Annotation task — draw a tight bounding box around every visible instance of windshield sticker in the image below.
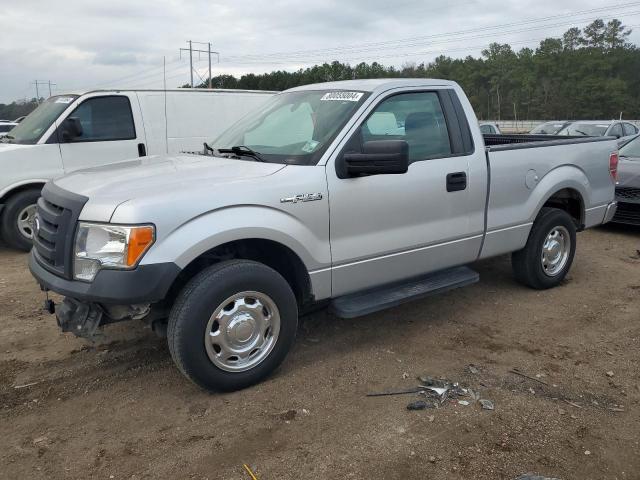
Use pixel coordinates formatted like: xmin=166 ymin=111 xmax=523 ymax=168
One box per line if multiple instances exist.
xmin=301 ymin=140 xmax=320 ymax=153
xmin=321 ymin=91 xmax=363 ymax=102
xmin=54 ymin=97 xmax=75 ymax=104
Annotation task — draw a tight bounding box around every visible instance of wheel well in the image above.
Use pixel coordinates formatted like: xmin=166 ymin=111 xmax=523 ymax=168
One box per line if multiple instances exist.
xmin=0 ymin=183 xmax=45 ymax=205
xmin=166 ymin=239 xmax=314 ymax=309
xmin=542 ymin=188 xmax=584 ymax=229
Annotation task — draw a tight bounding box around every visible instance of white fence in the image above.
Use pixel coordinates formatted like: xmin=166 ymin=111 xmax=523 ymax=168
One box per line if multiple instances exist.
xmin=483 ymin=120 xmax=640 ymax=134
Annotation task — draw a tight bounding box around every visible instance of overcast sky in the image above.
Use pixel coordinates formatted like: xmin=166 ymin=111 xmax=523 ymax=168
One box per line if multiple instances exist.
xmin=1 ymin=0 xmax=639 ymax=103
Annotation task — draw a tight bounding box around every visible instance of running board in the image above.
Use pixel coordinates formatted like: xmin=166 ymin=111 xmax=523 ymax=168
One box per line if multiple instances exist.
xmin=330 ymin=266 xmax=479 ymax=319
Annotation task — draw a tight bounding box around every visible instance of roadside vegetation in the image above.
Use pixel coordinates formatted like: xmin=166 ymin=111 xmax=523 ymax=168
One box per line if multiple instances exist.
xmin=198 ymin=19 xmax=640 ymax=120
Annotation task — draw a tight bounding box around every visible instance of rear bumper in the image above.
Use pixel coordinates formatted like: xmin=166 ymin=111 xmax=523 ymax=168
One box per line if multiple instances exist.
xmin=29 ymin=250 xmax=181 ymax=304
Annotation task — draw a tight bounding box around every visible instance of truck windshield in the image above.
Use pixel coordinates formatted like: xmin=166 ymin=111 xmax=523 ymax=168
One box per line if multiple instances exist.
xmin=1 ymin=95 xmax=78 ymax=144
xmin=211 ymin=90 xmax=369 ymax=165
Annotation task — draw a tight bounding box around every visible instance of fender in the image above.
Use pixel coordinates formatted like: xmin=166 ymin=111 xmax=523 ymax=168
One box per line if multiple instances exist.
xmin=528 ymin=165 xmax=589 ymax=224
xmin=0 ymin=179 xmax=49 ymax=201
xmin=139 ymin=204 xmax=332 ymax=298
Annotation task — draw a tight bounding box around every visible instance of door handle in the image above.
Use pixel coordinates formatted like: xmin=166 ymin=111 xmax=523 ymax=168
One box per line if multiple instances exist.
xmin=446 ymin=172 xmax=467 ymax=192
xmin=137 ymin=143 xmax=147 ymax=157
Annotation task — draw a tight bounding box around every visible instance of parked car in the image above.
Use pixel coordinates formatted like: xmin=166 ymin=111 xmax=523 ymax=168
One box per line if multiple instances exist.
xmin=557 ymin=120 xmax=638 ymax=145
xmin=0 ymin=88 xmax=275 ymax=250
xmin=612 ymin=134 xmax=640 ymax=225
xmin=479 ymin=122 xmax=502 ymax=134
xmin=0 ymin=121 xmax=17 ymax=137
xmin=29 ymin=79 xmax=618 ymax=391
xmin=529 ymin=121 xmax=571 ymax=135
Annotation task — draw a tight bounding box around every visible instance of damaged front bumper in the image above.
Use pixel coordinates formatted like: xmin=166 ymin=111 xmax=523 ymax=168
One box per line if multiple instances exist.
xmin=29 ymin=250 xmax=179 ymax=339
xmin=55 ymin=298 xmax=151 ymax=339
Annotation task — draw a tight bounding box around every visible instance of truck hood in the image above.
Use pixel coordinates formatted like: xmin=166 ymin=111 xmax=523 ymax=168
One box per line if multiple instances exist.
xmin=53 ymin=154 xmax=286 ymax=221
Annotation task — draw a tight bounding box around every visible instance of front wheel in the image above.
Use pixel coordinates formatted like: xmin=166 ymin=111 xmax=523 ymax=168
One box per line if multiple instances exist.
xmin=167 ymin=260 xmax=298 ymax=391
xmin=512 ymin=207 xmax=577 ymax=289
xmin=1 ymin=188 xmax=41 ymax=251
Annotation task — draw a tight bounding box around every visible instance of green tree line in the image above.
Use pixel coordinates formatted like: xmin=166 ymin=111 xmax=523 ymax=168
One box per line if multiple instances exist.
xmin=0 ymin=98 xmax=40 ymax=122
xmin=195 ymin=19 xmax=640 ymax=120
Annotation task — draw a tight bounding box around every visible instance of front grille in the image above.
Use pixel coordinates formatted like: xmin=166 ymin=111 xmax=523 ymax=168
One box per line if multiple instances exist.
xmin=616 ymin=186 xmax=640 ymax=201
xmin=33 ymin=183 xmax=88 ymax=279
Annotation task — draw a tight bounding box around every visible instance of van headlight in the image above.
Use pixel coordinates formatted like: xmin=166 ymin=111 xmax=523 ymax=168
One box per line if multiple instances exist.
xmin=73 ymin=223 xmax=155 ymax=281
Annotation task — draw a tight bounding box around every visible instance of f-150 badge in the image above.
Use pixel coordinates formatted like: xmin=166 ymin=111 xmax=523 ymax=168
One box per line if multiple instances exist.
xmin=280 ymin=193 xmax=323 ymax=204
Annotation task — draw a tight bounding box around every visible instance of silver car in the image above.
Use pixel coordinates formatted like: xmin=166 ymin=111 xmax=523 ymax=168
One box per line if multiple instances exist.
xmin=557 ymin=120 xmax=638 ymax=145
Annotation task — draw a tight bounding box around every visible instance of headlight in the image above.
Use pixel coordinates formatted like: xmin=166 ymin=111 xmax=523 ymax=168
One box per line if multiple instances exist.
xmin=74 ymin=223 xmax=155 ymax=281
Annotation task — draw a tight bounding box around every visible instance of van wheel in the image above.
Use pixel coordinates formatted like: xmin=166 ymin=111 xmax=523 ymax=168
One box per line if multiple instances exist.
xmin=167 ymin=260 xmax=298 ymax=392
xmin=512 ymin=207 xmax=576 ymax=289
xmin=1 ymin=188 xmax=41 ymax=251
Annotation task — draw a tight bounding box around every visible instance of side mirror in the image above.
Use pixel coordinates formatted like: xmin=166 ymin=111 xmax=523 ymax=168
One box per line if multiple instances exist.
xmin=61 ymin=117 xmax=83 ymax=142
xmin=339 ymin=140 xmax=409 ymax=178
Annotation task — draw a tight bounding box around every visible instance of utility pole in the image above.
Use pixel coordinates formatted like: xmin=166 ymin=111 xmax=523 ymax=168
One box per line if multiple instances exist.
xmin=32 ymin=80 xmax=56 ymax=102
xmin=179 ymin=41 xmax=219 ymax=88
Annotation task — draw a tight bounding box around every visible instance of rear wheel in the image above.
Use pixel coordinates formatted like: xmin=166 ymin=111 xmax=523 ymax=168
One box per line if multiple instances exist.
xmin=512 ymin=207 xmax=577 ymax=289
xmin=167 ymin=260 xmax=298 ymax=391
xmin=1 ymin=188 xmax=41 ymax=251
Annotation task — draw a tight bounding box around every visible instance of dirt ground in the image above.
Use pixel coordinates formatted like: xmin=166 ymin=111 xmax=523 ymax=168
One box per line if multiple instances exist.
xmin=1 ymin=225 xmax=639 ymax=480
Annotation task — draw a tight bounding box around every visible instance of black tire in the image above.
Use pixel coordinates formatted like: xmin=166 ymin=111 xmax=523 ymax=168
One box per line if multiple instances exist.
xmin=1 ymin=188 xmax=41 ymax=251
xmin=167 ymin=260 xmax=298 ymax=392
xmin=512 ymin=207 xmax=577 ymax=289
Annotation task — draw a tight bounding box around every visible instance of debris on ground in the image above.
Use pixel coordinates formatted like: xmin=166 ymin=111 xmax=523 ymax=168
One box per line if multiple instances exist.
xmin=370 ymin=372 xmax=495 ymax=413
xmin=479 ymin=399 xmax=494 ymax=410
xmin=466 ymin=364 xmax=479 ymax=374
xmin=509 ymin=368 xmax=550 ymax=386
xmin=407 ymin=400 xmax=430 ymax=410
xmin=605 ymin=371 xmax=615 ymax=377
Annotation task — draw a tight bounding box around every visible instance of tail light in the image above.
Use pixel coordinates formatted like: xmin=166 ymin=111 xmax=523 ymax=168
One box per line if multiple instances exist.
xmin=609 ymin=152 xmax=619 ymax=182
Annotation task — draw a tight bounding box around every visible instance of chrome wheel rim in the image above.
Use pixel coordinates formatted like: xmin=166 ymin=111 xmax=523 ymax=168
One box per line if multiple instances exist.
xmin=204 ymin=291 xmax=280 ymax=372
xmin=17 ymin=204 xmax=37 ymax=240
xmin=541 ymin=225 xmax=570 ymax=276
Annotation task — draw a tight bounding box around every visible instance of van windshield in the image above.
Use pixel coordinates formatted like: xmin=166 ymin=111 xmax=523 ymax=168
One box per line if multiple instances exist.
xmin=211 ymin=90 xmax=369 ymax=165
xmin=1 ymin=95 xmax=78 ymax=144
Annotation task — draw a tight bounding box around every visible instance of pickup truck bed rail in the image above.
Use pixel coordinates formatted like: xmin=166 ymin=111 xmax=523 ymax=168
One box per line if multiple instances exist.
xmin=484 ymin=134 xmax=615 ymax=151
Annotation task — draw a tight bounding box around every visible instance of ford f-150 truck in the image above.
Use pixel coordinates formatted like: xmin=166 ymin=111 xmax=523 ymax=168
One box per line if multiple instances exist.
xmin=29 ymin=79 xmax=618 ymax=392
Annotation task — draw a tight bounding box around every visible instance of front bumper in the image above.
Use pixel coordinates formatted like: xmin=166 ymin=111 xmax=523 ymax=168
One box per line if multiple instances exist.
xmin=29 ymin=249 xmax=181 ymax=304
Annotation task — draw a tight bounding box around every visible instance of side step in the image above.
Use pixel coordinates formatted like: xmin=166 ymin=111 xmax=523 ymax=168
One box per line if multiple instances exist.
xmin=330 ymin=266 xmax=479 ymax=319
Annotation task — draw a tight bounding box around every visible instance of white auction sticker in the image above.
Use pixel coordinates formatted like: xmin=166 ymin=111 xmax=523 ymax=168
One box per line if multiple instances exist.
xmin=320 ymin=91 xmax=363 ymax=102
xmin=55 ymin=97 xmax=74 ymax=104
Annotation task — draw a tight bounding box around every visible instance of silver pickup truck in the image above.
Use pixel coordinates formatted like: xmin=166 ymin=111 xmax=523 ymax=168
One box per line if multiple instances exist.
xmin=29 ymin=79 xmax=618 ymax=391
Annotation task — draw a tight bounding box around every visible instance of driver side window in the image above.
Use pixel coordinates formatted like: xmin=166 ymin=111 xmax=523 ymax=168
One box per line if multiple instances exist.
xmin=349 ymin=91 xmax=452 ymax=162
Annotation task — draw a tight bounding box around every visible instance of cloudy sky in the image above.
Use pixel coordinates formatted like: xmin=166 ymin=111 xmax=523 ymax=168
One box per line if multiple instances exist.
xmin=1 ymin=0 xmax=639 ymax=103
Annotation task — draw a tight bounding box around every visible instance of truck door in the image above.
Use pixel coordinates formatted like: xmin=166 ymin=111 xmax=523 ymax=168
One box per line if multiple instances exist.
xmin=326 ymin=88 xmax=487 ymax=296
xmin=55 ymin=94 xmax=147 ymax=172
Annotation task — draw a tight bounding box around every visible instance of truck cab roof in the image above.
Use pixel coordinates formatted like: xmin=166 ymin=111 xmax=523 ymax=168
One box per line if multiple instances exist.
xmin=288 ymin=78 xmax=459 ymax=94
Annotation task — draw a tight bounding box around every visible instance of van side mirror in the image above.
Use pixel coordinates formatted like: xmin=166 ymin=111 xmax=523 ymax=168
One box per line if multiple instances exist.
xmin=339 ymin=140 xmax=409 ymax=178
xmin=61 ymin=117 xmax=83 ymax=142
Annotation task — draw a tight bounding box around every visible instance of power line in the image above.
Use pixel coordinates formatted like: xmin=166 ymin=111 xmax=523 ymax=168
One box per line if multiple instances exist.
xmin=220 ymin=3 xmax=640 ymax=63
xmin=222 ymin=11 xmax=640 ymax=66
xmin=31 ymin=80 xmax=56 ymax=101
xmin=179 ymin=41 xmax=219 ymax=88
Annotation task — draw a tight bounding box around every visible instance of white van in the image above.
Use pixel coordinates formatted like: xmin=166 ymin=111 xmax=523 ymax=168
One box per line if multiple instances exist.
xmin=0 ymin=89 xmax=275 ymax=250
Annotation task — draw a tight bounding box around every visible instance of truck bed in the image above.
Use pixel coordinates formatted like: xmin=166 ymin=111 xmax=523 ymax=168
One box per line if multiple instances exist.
xmin=483 ymin=134 xmax=614 ymax=150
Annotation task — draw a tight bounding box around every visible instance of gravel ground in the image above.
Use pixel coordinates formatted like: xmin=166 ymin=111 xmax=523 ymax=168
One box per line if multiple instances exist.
xmin=1 ymin=225 xmax=639 ymax=480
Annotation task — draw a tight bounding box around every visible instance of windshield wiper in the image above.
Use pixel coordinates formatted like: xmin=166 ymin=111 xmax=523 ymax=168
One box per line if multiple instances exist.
xmin=217 ymin=145 xmax=266 ymax=162
xmin=573 ymin=130 xmax=588 ymax=136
